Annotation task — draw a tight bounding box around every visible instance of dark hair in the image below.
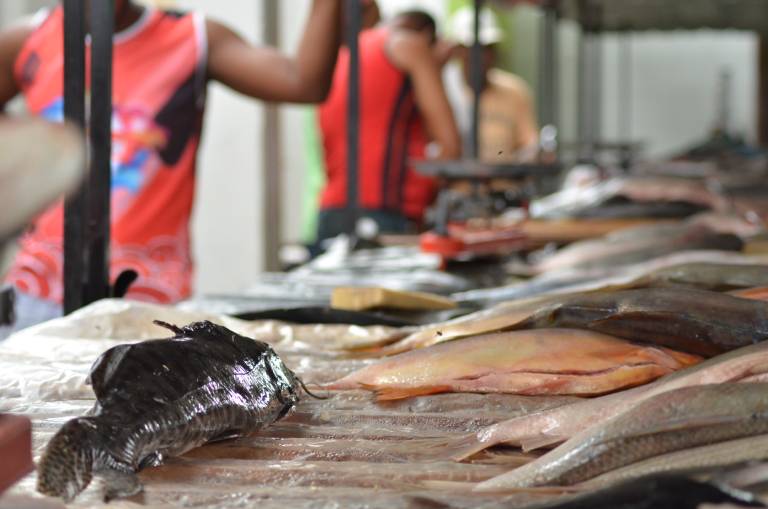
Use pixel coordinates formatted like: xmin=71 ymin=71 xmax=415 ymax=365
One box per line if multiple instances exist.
xmin=393 ymin=10 xmax=437 ymax=37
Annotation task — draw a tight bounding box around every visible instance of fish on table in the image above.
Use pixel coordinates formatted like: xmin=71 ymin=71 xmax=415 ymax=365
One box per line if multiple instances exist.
xmin=533 ymin=222 xmax=743 ymax=274
xmin=455 ymin=254 xmax=768 ymax=307
xmin=437 ymin=340 xmax=768 ymax=462
xmin=514 ymin=287 xmax=768 ymax=357
xmin=581 ymin=434 xmax=768 ymax=489
xmin=36 ymin=321 xmax=314 ymax=502
xmin=474 ymin=383 xmax=768 ymax=490
xmin=520 ymin=475 xmax=765 ymax=509
xmin=391 ymin=286 xmax=768 ymax=360
xmin=369 ymin=294 xmax=565 ymax=356
xmin=323 ymin=329 xmax=700 ymax=401
xmin=530 ymin=177 xmax=728 ymax=220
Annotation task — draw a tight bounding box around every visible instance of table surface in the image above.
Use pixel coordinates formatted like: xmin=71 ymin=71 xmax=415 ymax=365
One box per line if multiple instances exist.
xmin=0 ymin=304 xmax=579 ymax=509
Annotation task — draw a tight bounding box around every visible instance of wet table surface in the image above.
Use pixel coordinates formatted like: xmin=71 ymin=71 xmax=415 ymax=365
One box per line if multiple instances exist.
xmin=0 ymin=323 xmax=582 ymax=509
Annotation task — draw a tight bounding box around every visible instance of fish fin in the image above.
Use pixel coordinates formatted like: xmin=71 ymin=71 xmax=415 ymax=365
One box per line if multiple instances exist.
xmin=520 ymin=434 xmax=568 ymax=452
xmin=152 ymin=320 xmax=184 ymax=337
xmin=98 ymin=468 xmax=143 ymax=503
xmin=37 ymin=417 xmax=99 ymax=502
xmin=438 ymin=432 xmax=496 ymax=462
xmin=367 ymin=384 xmax=450 ymax=402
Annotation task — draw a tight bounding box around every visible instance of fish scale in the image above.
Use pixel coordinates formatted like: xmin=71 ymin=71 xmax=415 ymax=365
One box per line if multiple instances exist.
xmin=36 ymin=321 xmax=306 ymax=502
xmin=475 ymin=383 xmax=768 ymax=490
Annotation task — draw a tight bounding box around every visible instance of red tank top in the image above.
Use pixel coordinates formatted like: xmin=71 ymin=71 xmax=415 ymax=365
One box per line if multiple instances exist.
xmin=318 ymin=27 xmax=436 ymax=221
xmin=6 ymin=7 xmax=207 ymax=304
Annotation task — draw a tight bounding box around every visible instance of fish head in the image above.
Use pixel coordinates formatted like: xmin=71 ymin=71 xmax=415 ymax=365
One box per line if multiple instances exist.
xmin=265 ymin=350 xmax=302 ymax=407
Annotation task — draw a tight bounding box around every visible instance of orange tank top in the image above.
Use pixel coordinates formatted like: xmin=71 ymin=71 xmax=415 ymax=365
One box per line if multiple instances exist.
xmin=6 ymin=7 xmax=207 ymax=304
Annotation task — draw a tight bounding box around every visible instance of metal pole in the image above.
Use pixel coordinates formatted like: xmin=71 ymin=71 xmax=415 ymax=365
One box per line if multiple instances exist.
xmin=538 ymin=0 xmax=559 ymax=128
xmin=577 ymin=1 xmax=600 ymax=164
xmin=62 ymin=0 xmax=87 ymax=314
xmin=619 ymin=33 xmax=633 ymax=169
xmin=83 ymin=0 xmax=114 ymax=305
xmin=591 ymin=26 xmax=603 ymax=159
xmin=576 ymin=27 xmax=591 ymax=162
xmin=470 ymin=0 xmax=485 ymax=160
xmin=263 ymin=1 xmax=281 ymax=271
xmin=345 ymin=0 xmax=361 ymax=235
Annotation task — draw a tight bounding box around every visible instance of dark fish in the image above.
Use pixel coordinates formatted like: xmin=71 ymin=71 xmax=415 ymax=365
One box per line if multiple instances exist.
xmin=519 ymin=475 xmax=765 ymax=509
xmin=515 ymin=287 xmax=768 ymax=356
xmin=572 ymin=199 xmax=710 ymax=219
xmin=36 ymin=321 xmax=313 ymax=502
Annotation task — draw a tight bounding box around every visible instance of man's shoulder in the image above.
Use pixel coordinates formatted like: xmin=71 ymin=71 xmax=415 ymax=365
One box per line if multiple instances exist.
xmin=488 ymin=68 xmax=532 ymax=96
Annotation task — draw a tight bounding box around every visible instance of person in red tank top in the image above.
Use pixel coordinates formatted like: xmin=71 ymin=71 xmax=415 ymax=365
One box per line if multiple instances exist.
xmin=0 ymin=0 xmax=343 ymax=335
xmin=317 ymin=7 xmax=461 ymax=244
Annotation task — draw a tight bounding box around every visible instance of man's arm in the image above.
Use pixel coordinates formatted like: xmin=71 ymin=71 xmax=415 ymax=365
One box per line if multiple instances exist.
xmin=207 ymin=0 xmax=341 ymax=104
xmin=388 ymin=33 xmax=462 ymax=160
xmin=0 ymin=24 xmax=33 ymax=111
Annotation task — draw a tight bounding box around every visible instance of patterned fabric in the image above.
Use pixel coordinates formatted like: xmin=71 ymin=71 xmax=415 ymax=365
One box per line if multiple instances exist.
xmin=6 ymin=6 xmax=207 ymax=304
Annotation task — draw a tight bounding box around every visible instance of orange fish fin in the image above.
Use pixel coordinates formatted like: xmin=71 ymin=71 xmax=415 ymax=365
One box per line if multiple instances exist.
xmin=367 ymin=385 xmax=450 ymax=401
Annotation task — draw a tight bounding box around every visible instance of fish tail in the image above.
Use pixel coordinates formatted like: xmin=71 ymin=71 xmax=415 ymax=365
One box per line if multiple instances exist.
xmin=412 ymin=431 xmax=492 ymax=462
xmin=37 ymin=417 xmax=100 ymax=502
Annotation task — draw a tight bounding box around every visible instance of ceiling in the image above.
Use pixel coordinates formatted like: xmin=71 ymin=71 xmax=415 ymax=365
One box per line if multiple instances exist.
xmin=490 ymin=0 xmax=768 ymax=33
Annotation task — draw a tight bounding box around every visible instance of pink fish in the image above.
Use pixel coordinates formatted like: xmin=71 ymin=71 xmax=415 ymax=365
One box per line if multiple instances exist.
xmin=436 ymin=340 xmax=768 ymax=462
xmin=324 ymin=329 xmax=700 ymax=401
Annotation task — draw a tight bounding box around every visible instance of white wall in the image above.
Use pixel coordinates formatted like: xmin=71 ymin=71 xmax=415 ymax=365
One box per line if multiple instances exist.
xmin=599 ymin=31 xmax=758 ymax=159
xmin=145 ymin=0 xmax=264 ymax=295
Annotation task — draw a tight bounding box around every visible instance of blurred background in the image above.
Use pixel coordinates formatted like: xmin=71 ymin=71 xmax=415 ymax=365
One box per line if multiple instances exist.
xmin=0 ymin=0 xmax=759 ymax=295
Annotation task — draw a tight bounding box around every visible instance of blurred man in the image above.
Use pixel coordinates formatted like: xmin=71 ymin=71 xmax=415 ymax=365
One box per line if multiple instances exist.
xmin=316 ymin=7 xmax=462 ymax=243
xmin=0 ymin=0 xmax=343 ymax=332
xmin=449 ymin=6 xmax=539 ymax=162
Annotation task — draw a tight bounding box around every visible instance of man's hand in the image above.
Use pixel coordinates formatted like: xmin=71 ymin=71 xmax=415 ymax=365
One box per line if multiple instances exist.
xmin=207 ymin=0 xmax=342 ymax=104
xmin=432 ymin=39 xmax=459 ymax=69
xmin=388 ymin=32 xmax=461 ymax=160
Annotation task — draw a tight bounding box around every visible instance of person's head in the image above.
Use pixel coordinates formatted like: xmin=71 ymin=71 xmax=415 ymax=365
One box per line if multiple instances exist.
xmin=391 ymin=10 xmax=438 ymax=45
xmin=362 ymin=0 xmax=381 ymax=29
xmin=448 ymin=7 xmax=504 ymax=85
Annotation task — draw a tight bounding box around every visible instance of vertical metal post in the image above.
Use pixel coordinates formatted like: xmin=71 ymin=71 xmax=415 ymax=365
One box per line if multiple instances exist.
xmin=591 ymin=27 xmax=603 ymax=157
xmin=83 ymin=0 xmax=114 ymax=304
xmin=576 ymin=26 xmax=590 ymax=162
xmin=62 ymin=0 xmax=87 ymax=314
xmin=470 ymin=0 xmax=485 ymax=160
xmin=618 ymin=33 xmax=633 ymax=169
xmin=345 ymin=0 xmax=361 ymax=234
xmin=263 ymin=2 xmax=281 ymax=270
xmin=577 ymin=0 xmax=601 ymax=164
xmin=538 ymin=0 xmax=559 ymax=128
xmin=759 ymin=35 xmax=768 ymax=147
